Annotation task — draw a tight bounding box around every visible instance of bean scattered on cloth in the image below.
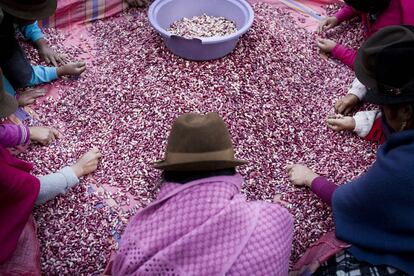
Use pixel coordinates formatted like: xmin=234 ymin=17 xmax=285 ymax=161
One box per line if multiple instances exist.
xmin=19 ymin=3 xmax=375 ymax=274
xmin=168 ymin=14 xmax=237 ymax=38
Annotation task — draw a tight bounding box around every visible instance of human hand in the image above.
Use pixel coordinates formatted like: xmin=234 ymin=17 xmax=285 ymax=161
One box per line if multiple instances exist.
xmin=70 ymin=148 xmax=102 ymax=178
xmin=286 ymin=164 xmax=319 ymax=187
xmin=326 ymin=114 xmax=356 ymax=132
xmin=317 ymin=38 xmax=337 ymax=53
xmin=125 ymin=0 xmax=149 ymax=7
xmin=317 ymin=16 xmax=338 ymax=32
xmin=17 ymin=89 xmax=46 ymax=106
xmin=334 ymin=94 xmax=359 ymax=115
xmin=38 ymin=45 xmax=67 ymax=67
xmin=29 ymin=126 xmax=60 ymax=145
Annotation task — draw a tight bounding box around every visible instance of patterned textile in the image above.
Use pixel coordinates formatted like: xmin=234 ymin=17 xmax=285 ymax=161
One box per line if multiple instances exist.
xmin=314 ymin=250 xmax=408 ymax=276
xmin=0 ymin=216 xmax=41 ymax=276
xmin=112 ymin=174 xmax=293 ymax=275
xmin=38 ymin=0 xmax=127 ymax=28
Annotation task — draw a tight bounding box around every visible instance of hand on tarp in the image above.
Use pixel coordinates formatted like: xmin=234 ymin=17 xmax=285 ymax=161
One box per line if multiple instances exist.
xmin=317 ymin=38 xmax=337 ymax=53
xmin=326 ymin=114 xmax=356 ymax=132
xmin=286 ymin=164 xmax=319 ymax=188
xmin=317 ymin=16 xmax=338 ymax=33
xmin=70 ymin=148 xmax=102 ymax=178
xmin=36 ymin=39 xmax=68 ymax=67
xmin=29 ymin=126 xmax=60 ymax=146
xmin=334 ymin=94 xmax=359 ymax=115
xmin=17 ymin=89 xmax=46 ymax=107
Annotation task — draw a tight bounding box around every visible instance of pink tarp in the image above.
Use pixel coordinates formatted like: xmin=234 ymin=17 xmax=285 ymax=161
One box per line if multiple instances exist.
xmin=31 ymin=0 xmax=342 ymax=212
xmin=41 ymin=0 xmax=340 ymax=30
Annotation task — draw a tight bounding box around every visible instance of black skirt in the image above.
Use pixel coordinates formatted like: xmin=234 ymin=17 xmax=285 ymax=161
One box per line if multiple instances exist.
xmin=314 ymin=250 xmax=408 ymax=276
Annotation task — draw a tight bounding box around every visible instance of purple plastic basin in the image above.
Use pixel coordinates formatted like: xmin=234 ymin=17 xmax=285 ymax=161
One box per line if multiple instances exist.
xmin=148 ymin=0 xmax=254 ymax=61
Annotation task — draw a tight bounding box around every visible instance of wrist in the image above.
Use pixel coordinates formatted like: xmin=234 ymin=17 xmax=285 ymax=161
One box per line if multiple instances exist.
xmin=70 ymin=164 xmax=83 ymax=178
xmin=28 ymin=126 xmax=36 ymax=140
xmin=306 ymin=173 xmax=319 ymax=187
xmin=35 ymin=38 xmax=48 ymax=50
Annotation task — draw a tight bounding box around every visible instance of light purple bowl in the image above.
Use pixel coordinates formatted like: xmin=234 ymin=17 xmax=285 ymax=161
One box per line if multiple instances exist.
xmin=148 ymin=0 xmax=254 ymax=61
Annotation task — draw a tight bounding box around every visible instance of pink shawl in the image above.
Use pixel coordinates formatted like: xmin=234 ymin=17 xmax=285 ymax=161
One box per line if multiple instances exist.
xmin=112 ymin=174 xmax=293 ymax=275
xmin=0 ymin=146 xmax=40 ymax=263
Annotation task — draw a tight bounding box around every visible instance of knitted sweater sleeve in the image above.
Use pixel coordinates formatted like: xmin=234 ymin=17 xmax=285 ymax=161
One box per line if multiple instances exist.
xmin=311 ymin=176 xmax=339 ymax=207
xmin=331 ymin=44 xmax=357 ymax=69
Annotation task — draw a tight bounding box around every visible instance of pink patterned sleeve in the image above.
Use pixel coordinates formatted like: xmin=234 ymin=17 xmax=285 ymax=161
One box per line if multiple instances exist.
xmin=311 ymin=176 xmax=339 ymax=207
xmin=334 ymin=5 xmax=359 ymax=23
xmin=331 ymin=44 xmax=358 ymax=69
xmin=0 ymin=124 xmax=30 ymax=148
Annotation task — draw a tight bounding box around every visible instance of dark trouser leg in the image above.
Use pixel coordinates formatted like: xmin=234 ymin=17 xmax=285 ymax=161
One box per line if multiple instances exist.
xmin=0 ymin=38 xmax=32 ymax=89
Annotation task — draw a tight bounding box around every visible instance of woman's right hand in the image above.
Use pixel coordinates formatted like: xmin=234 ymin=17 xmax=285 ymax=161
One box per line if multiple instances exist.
xmin=286 ymin=164 xmax=319 ymax=187
xmin=29 ymin=126 xmax=60 ymax=145
xmin=326 ymin=115 xmax=356 ymax=132
xmin=317 ymin=16 xmax=338 ymax=32
xmin=71 ymin=148 xmax=102 ymax=178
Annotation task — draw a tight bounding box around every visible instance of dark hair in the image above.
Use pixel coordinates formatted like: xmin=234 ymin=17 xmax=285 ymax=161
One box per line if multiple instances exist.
xmin=344 ymin=0 xmax=390 ymax=13
xmin=162 ymin=168 xmax=236 ymax=184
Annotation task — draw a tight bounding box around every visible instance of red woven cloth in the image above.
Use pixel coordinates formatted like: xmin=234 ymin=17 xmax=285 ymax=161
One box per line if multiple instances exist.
xmin=0 ymin=146 xmax=40 ymax=263
xmin=0 ymin=216 xmax=41 ymax=276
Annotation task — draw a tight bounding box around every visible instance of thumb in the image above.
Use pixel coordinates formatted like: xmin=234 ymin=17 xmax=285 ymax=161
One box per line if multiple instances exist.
xmin=52 ymin=128 xmax=60 ymax=138
xmin=285 ymin=164 xmax=294 ymax=171
xmin=326 ymin=118 xmax=340 ymax=126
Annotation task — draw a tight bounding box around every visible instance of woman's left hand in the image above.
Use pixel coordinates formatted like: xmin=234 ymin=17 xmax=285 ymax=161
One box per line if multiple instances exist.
xmin=38 ymin=44 xmax=67 ymax=67
xmin=317 ymin=38 xmax=337 ymax=53
xmin=286 ymin=164 xmax=319 ymax=187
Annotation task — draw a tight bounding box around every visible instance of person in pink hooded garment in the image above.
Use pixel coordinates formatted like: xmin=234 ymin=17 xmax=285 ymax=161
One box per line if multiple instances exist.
xmin=317 ymin=0 xmax=414 ymax=69
xmin=0 ymin=68 xmax=102 ymax=274
xmin=108 ymin=112 xmax=294 ymax=276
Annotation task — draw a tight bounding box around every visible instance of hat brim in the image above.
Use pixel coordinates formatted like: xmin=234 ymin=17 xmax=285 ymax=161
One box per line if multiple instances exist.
xmin=354 ymin=47 xmax=377 ymax=89
xmin=153 ymin=159 xmax=248 ymax=171
xmin=0 ymin=0 xmax=57 ymax=20
xmin=0 ymin=92 xmax=18 ymax=118
xmin=364 ymin=86 xmax=414 ymax=105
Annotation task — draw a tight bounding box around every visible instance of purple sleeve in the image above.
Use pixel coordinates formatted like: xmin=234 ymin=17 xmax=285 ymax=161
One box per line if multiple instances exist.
xmin=0 ymin=124 xmax=30 ymax=148
xmin=311 ymin=176 xmax=339 ymax=207
xmin=331 ymin=44 xmax=358 ymax=69
xmin=334 ymin=5 xmax=359 ymax=23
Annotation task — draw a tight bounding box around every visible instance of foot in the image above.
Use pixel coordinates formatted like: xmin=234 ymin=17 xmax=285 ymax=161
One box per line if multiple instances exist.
xmin=70 ymin=148 xmax=102 ymax=178
xmin=17 ymin=89 xmax=46 ymax=106
xmin=57 ymin=62 xmax=86 ymax=77
xmin=327 ymin=114 xmax=356 ymax=132
xmin=29 ymin=126 xmax=60 ymax=145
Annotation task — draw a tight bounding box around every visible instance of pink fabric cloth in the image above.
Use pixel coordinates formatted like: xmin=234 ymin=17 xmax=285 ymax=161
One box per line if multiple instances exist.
xmin=112 ymin=174 xmax=293 ymax=275
xmin=332 ymin=0 xmax=414 ymax=68
xmin=0 ymin=124 xmax=30 ymax=148
xmin=334 ymin=5 xmax=358 ymax=23
xmin=290 ymin=231 xmax=350 ymax=276
xmin=0 ymin=215 xmax=41 ymax=275
xmin=0 ymin=146 xmax=40 ymax=263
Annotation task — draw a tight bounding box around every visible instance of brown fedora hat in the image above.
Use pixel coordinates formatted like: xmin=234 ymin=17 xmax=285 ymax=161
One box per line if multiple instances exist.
xmin=0 ymin=0 xmax=57 ymax=21
xmin=154 ymin=112 xmax=247 ymax=171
